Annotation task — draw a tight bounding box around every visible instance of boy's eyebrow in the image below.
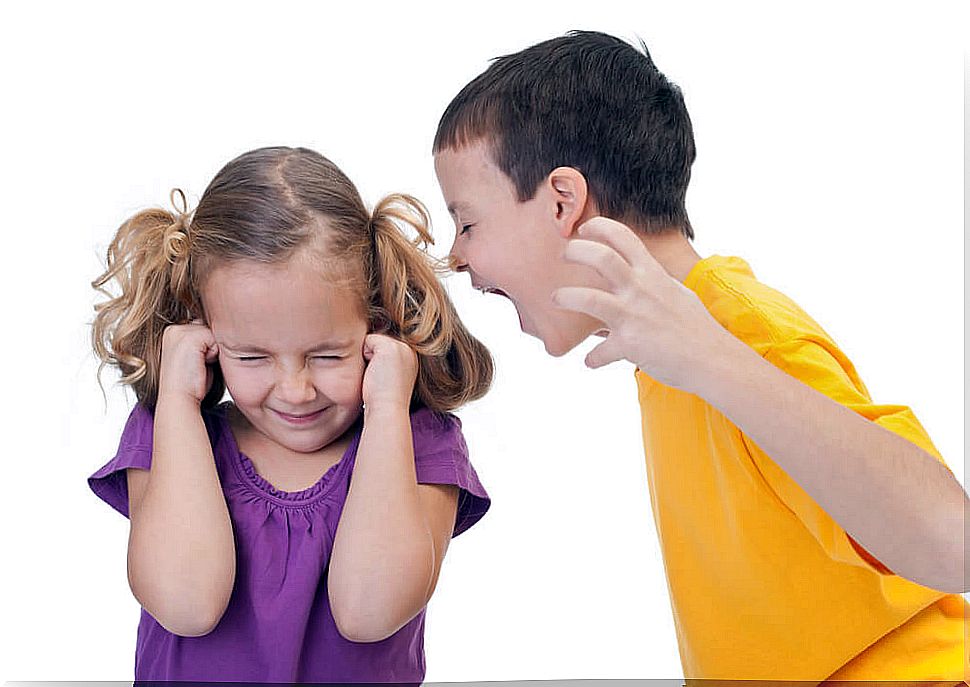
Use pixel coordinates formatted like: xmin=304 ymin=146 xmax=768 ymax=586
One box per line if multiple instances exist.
xmin=447 ymin=201 xmax=472 ymax=216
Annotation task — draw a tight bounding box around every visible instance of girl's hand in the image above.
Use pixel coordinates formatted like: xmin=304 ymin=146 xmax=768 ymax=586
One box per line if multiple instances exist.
xmin=157 ymin=320 xmax=220 ymax=404
xmin=361 ymin=333 xmax=418 ymax=413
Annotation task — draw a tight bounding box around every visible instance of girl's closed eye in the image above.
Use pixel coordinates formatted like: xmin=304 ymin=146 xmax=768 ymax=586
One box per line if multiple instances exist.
xmin=234 ymin=354 xmax=343 ymax=362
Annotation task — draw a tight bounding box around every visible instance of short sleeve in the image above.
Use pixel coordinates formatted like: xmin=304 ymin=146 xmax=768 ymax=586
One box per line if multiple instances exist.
xmin=410 ymin=407 xmax=490 ymax=537
xmin=88 ymin=404 xmax=155 ymax=518
xmin=746 ymin=336 xmax=947 ymax=574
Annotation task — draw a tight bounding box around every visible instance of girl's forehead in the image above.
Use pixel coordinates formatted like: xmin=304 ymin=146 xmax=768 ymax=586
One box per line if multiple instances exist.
xmin=202 ymin=257 xmax=368 ymax=342
xmin=203 ymin=251 xmax=361 ymax=296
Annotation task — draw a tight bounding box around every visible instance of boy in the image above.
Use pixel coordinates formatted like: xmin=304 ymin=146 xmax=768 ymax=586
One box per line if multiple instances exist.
xmin=432 ymin=31 xmax=968 ymax=679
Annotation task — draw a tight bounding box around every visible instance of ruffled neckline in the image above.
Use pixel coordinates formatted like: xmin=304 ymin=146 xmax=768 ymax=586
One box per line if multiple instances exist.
xmin=215 ymin=402 xmax=362 ymax=508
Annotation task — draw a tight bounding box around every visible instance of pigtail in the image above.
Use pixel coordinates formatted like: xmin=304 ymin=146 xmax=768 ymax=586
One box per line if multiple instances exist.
xmin=91 ymin=189 xmax=222 ymax=409
xmin=368 ymin=194 xmax=493 ymax=413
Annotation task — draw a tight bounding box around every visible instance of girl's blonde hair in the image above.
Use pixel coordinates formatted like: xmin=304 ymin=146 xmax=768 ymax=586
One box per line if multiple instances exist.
xmin=92 ymin=146 xmax=493 ymax=413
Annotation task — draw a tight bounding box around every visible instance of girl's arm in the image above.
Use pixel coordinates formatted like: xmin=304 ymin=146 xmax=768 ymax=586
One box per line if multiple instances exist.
xmin=329 ymin=404 xmax=459 ymax=642
xmin=328 ymin=333 xmax=459 ymax=643
xmin=127 ymin=324 xmax=236 ymax=636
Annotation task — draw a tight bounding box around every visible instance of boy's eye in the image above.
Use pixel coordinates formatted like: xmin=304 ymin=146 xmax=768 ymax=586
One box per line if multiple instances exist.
xmin=238 ymin=356 xmax=266 ymax=362
xmin=312 ymin=355 xmax=342 ymax=360
xmin=460 ymin=223 xmax=474 ymax=236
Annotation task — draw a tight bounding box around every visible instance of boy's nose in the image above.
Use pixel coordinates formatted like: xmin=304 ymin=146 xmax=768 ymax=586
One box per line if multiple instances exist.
xmin=447 ymin=240 xmax=468 ymax=273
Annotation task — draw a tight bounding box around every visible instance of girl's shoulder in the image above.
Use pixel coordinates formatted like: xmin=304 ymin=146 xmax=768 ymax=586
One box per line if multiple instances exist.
xmin=406 ymin=405 xmax=488 ymax=538
xmin=118 ymin=400 xmax=232 ymax=448
xmin=408 ymin=405 xmax=467 ymax=459
xmin=88 ymin=401 xmax=235 ymax=518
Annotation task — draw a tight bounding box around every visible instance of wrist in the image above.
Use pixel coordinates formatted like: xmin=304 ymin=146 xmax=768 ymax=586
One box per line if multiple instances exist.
xmin=363 ymin=400 xmax=411 ymax=421
xmin=156 ymin=389 xmax=204 ymax=413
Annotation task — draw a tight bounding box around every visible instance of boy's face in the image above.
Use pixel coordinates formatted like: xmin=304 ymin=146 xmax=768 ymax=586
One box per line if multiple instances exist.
xmin=434 ymin=139 xmax=602 ymax=356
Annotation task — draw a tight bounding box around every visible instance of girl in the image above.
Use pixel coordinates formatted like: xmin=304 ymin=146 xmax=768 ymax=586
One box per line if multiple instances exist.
xmin=88 ymin=146 xmax=493 ymax=683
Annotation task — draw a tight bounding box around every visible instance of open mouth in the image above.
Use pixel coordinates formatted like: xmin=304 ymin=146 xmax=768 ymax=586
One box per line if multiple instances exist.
xmin=476 ymin=285 xmax=511 ymax=300
xmin=475 ymin=285 xmax=528 ymax=331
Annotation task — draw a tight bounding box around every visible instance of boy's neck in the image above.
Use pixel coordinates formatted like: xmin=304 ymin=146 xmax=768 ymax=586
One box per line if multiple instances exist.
xmin=638 ymin=229 xmax=703 ymax=284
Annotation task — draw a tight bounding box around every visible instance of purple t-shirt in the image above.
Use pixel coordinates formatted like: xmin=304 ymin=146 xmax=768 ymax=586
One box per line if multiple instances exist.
xmin=88 ymin=401 xmax=489 ymax=683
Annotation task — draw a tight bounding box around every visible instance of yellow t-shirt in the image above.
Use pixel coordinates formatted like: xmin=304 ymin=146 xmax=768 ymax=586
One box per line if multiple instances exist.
xmin=636 ymin=255 xmax=967 ymax=680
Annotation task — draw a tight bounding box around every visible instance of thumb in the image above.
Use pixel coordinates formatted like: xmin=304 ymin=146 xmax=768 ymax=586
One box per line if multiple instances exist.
xmin=204 ymin=341 xmax=220 ymax=364
xmin=362 ymin=335 xmax=377 ymax=361
xmin=584 ymin=336 xmax=626 ymax=369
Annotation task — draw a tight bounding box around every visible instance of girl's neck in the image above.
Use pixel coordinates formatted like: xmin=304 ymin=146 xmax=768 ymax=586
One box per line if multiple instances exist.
xmin=226 ymin=403 xmax=355 ymax=493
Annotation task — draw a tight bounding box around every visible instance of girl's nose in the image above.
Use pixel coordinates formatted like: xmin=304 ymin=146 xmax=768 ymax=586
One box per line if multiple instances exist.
xmin=276 ymin=367 xmax=316 ymax=406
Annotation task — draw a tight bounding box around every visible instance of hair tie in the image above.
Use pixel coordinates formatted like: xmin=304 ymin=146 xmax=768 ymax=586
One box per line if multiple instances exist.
xmin=170 ymin=188 xmax=188 ymax=215
xmin=369 ymin=207 xmax=383 ymax=239
xmin=164 ymin=188 xmax=192 ymax=264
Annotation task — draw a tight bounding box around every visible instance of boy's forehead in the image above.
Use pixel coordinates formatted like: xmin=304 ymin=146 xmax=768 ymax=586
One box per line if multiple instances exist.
xmin=446 ymin=199 xmax=474 ymax=216
xmin=436 ymin=138 xmax=495 ymax=172
xmin=435 ymin=140 xmax=510 ymax=211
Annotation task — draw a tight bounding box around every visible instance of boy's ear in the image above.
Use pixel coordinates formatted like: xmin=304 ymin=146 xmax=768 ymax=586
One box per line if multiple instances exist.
xmin=546 ymin=167 xmax=590 ymax=238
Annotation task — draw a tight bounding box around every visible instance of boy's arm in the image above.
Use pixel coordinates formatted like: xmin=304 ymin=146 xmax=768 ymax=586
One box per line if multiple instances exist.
xmin=697 ymin=335 xmax=966 ymax=592
xmin=555 ymin=217 xmax=968 ymax=593
xmin=328 ymin=403 xmax=459 ymax=643
xmin=127 ymin=394 xmax=237 ymax=636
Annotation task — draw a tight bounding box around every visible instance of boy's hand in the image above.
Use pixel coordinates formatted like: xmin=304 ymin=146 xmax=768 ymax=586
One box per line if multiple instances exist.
xmin=361 ymin=333 xmax=418 ymax=413
xmin=157 ymin=320 xmax=220 ymax=404
xmin=553 ymin=217 xmax=732 ymax=393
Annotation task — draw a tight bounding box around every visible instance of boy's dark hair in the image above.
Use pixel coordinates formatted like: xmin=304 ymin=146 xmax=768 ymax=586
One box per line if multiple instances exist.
xmin=433 ymin=30 xmax=696 ymax=239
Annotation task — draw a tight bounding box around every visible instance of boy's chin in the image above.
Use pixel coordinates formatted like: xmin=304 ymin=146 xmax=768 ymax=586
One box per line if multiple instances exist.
xmin=539 ymin=322 xmax=601 ymax=358
xmin=542 ymin=338 xmax=572 ymax=357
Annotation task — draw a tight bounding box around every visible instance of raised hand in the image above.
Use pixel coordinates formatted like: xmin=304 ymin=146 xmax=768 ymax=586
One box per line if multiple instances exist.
xmin=361 ymin=333 xmax=419 ymax=413
xmin=552 ymin=216 xmax=732 ymax=393
xmin=157 ymin=320 xmax=220 ymax=404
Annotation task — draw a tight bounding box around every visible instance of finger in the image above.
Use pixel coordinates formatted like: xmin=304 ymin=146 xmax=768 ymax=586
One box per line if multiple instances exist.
xmin=562 ymin=239 xmax=631 ymax=289
xmin=552 ymin=286 xmax=626 ymax=325
xmin=204 ymin=342 xmax=220 ymax=363
xmin=362 ymin=336 xmax=377 ymax=360
xmin=584 ymin=336 xmax=627 ymax=369
xmin=577 ymin=217 xmax=664 ymax=275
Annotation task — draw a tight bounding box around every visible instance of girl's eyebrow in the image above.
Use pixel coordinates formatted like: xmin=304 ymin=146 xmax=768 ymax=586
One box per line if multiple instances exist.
xmin=220 ymin=339 xmax=355 ymax=353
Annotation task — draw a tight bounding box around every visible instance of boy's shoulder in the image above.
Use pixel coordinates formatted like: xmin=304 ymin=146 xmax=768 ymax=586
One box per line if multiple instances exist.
xmin=684 ymin=255 xmax=835 ymax=354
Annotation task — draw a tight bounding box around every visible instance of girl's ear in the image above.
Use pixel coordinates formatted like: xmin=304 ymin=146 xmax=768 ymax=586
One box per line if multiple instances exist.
xmin=546 ymin=167 xmax=591 ymax=238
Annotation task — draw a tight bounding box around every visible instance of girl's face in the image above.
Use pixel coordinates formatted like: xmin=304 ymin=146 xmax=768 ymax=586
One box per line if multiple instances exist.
xmin=202 ymin=252 xmax=368 ymax=455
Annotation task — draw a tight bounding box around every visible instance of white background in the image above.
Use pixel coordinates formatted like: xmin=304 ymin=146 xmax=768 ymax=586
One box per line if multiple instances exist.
xmin=0 ymin=1 xmax=965 ymax=681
